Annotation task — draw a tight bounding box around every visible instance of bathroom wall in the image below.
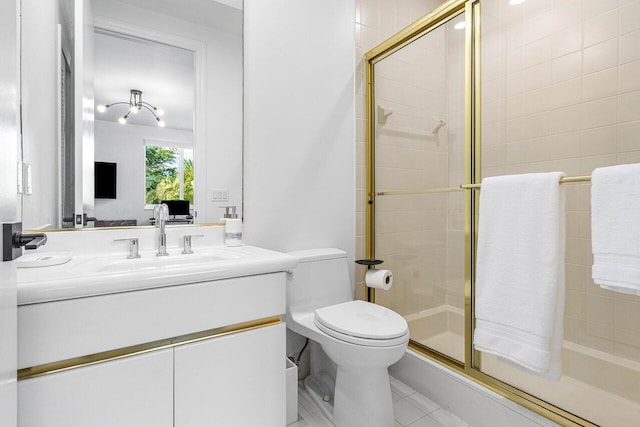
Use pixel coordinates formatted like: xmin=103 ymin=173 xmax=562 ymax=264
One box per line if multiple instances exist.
xmin=244 ymin=0 xmax=355 ymax=364
xmin=21 ymin=0 xmax=72 ymax=229
xmin=93 ymin=120 xmax=194 ymax=225
xmin=243 ymin=0 xmax=356 ymax=263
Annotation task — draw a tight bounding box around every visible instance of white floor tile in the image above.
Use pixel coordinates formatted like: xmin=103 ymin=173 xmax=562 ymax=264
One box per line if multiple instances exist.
xmin=289 ymin=376 xmax=471 ymax=427
xmin=428 ymin=408 xmax=470 ymax=427
xmin=298 ymin=386 xmax=322 ymax=415
xmin=392 ymin=389 xmax=405 ymax=402
xmin=288 ymin=418 xmax=311 ymax=427
xmin=408 ymin=415 xmax=445 ymax=427
xmin=391 ymin=375 xmax=417 ymax=397
xmin=393 ymin=398 xmax=427 ymax=426
xmin=405 ymin=392 xmax=440 ymax=415
xmin=304 ymin=410 xmax=335 ymax=427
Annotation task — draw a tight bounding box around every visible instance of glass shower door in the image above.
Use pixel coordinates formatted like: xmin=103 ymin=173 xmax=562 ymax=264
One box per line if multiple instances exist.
xmin=370 ymin=11 xmax=467 ymax=363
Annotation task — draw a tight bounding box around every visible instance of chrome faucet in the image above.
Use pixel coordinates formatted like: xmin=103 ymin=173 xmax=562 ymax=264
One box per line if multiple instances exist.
xmin=154 ymin=203 xmax=169 ymax=256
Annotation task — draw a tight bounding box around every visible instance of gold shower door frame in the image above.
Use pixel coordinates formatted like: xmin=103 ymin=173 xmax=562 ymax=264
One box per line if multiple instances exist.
xmin=364 ymin=1 xmax=595 ymax=426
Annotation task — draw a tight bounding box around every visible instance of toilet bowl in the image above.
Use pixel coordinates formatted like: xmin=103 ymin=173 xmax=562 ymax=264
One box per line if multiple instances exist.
xmin=285 ymin=249 xmax=409 ymax=427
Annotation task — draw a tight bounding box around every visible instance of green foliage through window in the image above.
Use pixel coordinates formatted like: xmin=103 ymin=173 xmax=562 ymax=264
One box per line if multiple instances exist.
xmin=145 ymin=145 xmax=194 ymax=205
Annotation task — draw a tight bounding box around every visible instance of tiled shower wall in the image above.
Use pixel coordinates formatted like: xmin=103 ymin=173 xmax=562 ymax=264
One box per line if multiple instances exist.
xmin=356 ymin=0 xmax=467 ymax=322
xmin=481 ymin=0 xmax=640 ymax=362
xmin=357 ymin=0 xmax=640 ymax=362
xmin=373 ymin=25 xmax=450 ymax=316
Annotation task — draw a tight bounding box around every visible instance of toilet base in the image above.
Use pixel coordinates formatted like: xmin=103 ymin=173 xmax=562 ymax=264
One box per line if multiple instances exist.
xmin=333 ymin=366 xmax=394 ymax=427
xmin=304 ymin=366 xmax=394 ymax=427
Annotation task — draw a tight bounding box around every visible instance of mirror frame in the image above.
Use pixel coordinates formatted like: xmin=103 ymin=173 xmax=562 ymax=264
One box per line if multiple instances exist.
xmin=30 ymin=15 xmax=209 ymax=232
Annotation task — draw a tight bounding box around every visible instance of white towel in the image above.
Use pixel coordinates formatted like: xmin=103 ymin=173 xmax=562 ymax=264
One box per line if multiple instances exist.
xmin=473 ymin=172 xmax=566 ymax=380
xmin=591 ymin=163 xmax=640 ymax=295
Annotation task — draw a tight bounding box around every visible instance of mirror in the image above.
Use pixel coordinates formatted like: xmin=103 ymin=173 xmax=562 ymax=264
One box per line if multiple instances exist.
xmin=21 ymin=0 xmax=243 ymax=230
xmin=93 ymin=30 xmax=195 ymax=227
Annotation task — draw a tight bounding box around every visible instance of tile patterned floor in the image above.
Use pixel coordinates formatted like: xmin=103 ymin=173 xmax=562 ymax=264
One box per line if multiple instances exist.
xmin=288 ymin=376 xmax=471 ymax=427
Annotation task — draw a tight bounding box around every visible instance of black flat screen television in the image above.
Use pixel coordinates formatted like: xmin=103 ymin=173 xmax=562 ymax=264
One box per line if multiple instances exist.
xmin=161 ymin=200 xmax=190 ymax=216
xmin=94 ymin=162 xmax=117 ymax=199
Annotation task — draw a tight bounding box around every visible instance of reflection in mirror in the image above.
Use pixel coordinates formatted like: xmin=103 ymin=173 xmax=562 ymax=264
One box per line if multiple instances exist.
xmin=21 ymin=0 xmax=244 ymax=231
xmin=93 ymin=30 xmax=195 ymax=227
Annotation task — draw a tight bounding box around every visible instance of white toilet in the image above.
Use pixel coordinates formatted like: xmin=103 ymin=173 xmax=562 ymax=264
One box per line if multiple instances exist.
xmin=285 ymin=248 xmax=409 ymax=427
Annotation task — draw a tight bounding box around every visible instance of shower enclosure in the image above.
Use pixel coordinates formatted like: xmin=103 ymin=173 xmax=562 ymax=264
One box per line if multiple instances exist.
xmin=365 ymin=1 xmax=640 ymax=425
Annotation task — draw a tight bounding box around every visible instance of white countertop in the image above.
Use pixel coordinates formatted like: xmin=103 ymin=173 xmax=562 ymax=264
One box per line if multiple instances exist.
xmin=18 ymin=245 xmax=297 ymax=305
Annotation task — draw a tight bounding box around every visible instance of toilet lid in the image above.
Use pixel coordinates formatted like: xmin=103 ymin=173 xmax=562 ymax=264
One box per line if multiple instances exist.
xmin=314 ymin=300 xmax=408 ymax=340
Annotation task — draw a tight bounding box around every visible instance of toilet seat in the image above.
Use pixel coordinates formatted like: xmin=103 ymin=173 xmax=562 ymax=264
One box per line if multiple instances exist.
xmin=314 ymin=300 xmax=409 ymax=347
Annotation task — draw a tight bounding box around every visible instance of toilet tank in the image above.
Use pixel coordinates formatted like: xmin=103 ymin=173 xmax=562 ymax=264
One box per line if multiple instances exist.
xmin=287 ymin=248 xmax=353 ymax=313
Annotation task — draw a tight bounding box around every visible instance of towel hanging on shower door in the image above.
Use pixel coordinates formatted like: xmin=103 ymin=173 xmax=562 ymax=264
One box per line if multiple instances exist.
xmin=473 ymin=172 xmax=566 ymax=380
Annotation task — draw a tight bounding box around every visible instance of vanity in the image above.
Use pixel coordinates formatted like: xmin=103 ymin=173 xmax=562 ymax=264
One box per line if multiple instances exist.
xmin=16 ymin=225 xmax=297 ymax=427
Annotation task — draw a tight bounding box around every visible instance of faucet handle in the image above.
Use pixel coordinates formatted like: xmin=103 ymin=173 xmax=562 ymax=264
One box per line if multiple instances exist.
xmin=114 ymin=238 xmax=141 ymax=259
xmin=182 ymin=234 xmax=204 ymax=254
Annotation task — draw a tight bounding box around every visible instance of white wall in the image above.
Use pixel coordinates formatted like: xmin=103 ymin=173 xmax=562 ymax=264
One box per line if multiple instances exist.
xmin=94 ymin=120 xmax=194 ymax=225
xmin=21 ymin=0 xmax=72 ymax=229
xmin=244 ymin=0 xmax=356 ymax=270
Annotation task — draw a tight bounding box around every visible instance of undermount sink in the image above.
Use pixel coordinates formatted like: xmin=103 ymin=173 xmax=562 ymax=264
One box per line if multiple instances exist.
xmin=78 ymin=247 xmax=253 ymax=274
xmin=17 ymin=244 xmax=298 ymax=305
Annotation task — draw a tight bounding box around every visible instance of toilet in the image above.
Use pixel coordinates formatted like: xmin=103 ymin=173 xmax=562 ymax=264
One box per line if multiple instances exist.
xmin=285 ymin=248 xmax=409 ymax=427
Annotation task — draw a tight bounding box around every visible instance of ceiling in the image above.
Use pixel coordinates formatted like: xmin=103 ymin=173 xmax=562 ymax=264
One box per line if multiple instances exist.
xmin=93 ymin=0 xmax=243 ymax=131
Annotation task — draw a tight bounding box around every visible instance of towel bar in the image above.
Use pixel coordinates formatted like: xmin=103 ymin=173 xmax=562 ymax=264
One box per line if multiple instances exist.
xmin=376 ymin=176 xmax=592 ymax=197
xmin=459 ymin=175 xmax=592 ymax=190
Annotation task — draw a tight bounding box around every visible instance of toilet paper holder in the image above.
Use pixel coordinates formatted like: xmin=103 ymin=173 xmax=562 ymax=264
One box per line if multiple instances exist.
xmin=355 ymin=258 xmax=383 ymax=270
xmin=356 ymin=259 xmax=389 ymax=299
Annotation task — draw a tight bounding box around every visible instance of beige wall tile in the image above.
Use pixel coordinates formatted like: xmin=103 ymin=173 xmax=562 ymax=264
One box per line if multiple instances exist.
xmin=620 ymin=1 xmax=640 ymax=34
xmin=620 ymin=60 xmax=640 ymax=93
xmin=583 ymin=9 xmax=618 ymax=48
xmin=583 ymin=39 xmax=618 ymax=74
xmin=619 ymin=29 xmax=640 ymax=64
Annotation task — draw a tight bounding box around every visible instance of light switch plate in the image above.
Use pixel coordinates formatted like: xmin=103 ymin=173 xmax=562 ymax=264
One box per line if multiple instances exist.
xmin=24 ymin=163 xmax=32 ymax=195
xmin=16 ymin=161 xmax=23 ymax=194
xmin=211 ymin=189 xmax=229 ymax=202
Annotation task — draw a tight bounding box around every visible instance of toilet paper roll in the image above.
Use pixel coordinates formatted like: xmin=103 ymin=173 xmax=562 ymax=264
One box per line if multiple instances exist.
xmin=365 ymin=269 xmax=393 ymax=290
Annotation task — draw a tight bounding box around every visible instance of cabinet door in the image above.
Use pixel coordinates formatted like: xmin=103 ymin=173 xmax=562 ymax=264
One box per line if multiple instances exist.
xmin=18 ymin=348 xmax=173 ymax=427
xmin=175 ymin=323 xmax=286 ymax=427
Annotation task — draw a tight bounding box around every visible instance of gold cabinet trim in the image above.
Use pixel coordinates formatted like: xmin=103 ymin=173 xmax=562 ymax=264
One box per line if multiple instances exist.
xmin=18 ymin=316 xmax=282 ymax=380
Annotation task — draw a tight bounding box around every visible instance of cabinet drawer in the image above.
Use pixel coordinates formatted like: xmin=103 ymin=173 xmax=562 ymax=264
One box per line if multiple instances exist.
xmin=19 ymin=348 xmax=173 ymax=427
xmin=19 ymin=272 xmax=285 ymax=369
xmin=175 ymin=323 xmax=286 ymax=427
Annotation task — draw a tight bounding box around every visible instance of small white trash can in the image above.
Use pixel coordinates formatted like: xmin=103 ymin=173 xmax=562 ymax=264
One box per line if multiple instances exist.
xmin=286 ymin=358 xmax=298 ymax=424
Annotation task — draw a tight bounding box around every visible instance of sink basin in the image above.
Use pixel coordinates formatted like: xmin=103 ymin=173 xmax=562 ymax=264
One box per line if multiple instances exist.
xmin=94 ymin=249 xmax=250 ymax=273
xmin=18 ymin=245 xmax=298 ymax=305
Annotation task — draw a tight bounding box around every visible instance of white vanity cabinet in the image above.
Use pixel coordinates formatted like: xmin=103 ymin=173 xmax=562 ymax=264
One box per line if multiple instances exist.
xmin=18 ymin=348 xmax=174 ymax=427
xmin=18 ymin=324 xmax=285 ymax=427
xmin=18 ymin=257 xmax=294 ymax=427
xmin=175 ymin=323 xmax=285 ymax=426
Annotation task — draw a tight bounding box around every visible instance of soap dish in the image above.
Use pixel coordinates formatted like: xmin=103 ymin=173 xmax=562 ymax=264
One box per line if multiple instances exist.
xmin=17 ymin=252 xmax=72 ymax=268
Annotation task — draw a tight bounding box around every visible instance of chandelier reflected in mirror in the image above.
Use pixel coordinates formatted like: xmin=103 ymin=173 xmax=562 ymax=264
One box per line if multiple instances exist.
xmin=97 ymin=89 xmax=166 ymax=127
